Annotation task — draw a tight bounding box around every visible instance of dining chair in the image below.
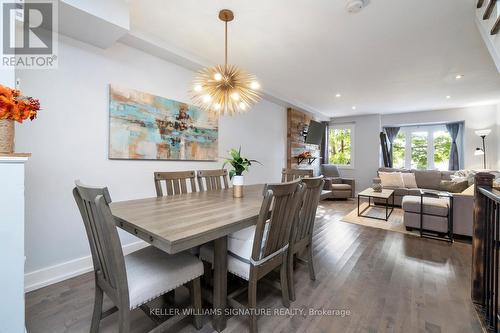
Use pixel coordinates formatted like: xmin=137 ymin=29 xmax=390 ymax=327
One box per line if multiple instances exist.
xmin=73 ymin=181 xmax=204 ymax=333
xmin=154 ymin=170 xmax=197 ymax=197
xmin=199 ymin=179 xmax=305 ymax=333
xmin=287 ymin=176 xmax=324 ymax=302
xmin=197 ymin=169 xmax=229 ymax=191
xmin=281 ymin=168 xmax=313 ymax=182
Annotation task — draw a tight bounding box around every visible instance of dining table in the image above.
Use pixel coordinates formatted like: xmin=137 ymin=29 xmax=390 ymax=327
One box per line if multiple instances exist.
xmin=110 ymin=184 xmax=266 ymax=332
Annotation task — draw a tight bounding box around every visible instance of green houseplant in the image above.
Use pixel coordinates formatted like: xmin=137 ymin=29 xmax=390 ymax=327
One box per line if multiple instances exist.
xmin=222 ymin=147 xmax=261 ymax=197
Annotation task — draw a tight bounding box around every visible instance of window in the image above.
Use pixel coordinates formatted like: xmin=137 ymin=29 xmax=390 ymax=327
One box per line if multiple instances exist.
xmin=392 ymin=131 xmax=406 ymax=169
xmin=411 ymin=131 xmax=428 ymax=170
xmin=328 ymin=124 xmax=354 ymax=167
xmin=387 ymin=124 xmax=459 ymax=171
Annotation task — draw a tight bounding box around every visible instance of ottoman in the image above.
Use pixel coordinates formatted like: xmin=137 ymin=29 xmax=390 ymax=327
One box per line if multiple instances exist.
xmin=402 ymin=195 xmax=450 ymax=234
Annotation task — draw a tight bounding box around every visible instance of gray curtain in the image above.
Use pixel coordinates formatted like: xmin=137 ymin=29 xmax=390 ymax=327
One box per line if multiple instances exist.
xmin=446 ymin=122 xmax=460 ymax=171
xmin=384 ymin=127 xmax=400 ymax=168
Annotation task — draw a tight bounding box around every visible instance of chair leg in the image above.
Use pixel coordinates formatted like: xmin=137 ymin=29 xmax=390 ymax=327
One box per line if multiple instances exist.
xmin=287 ymin=251 xmax=296 ymax=302
xmin=190 ymin=277 xmax=203 ymax=330
xmin=90 ymin=283 xmax=104 ymax=333
xmin=248 ymin=279 xmax=258 ymax=333
xmin=118 ymin=307 xmax=131 ymax=333
xmin=202 ymin=261 xmax=212 ymax=287
xmin=280 ymin=260 xmax=290 ymax=308
xmin=307 ymin=245 xmax=316 ymax=281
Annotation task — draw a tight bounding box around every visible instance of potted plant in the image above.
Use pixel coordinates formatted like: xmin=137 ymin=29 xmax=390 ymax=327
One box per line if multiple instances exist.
xmin=222 ymin=147 xmax=261 ymax=197
xmin=0 ymin=84 xmax=40 ymax=153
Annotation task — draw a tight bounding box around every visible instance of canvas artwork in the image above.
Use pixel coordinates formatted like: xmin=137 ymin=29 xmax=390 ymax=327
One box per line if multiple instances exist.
xmin=109 ymin=85 xmax=219 ymax=160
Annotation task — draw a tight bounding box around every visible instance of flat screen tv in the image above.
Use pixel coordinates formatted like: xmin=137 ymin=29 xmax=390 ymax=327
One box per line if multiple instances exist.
xmin=305 ymin=120 xmax=325 ymax=145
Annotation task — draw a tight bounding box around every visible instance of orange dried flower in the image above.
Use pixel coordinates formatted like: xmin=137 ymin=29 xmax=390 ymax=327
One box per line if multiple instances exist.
xmin=0 ymin=84 xmax=40 ymax=123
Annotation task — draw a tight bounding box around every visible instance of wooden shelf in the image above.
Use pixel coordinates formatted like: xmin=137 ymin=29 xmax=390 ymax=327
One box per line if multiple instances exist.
xmin=295 ymin=156 xmax=317 ymax=165
xmin=0 ymin=153 xmax=31 ymax=157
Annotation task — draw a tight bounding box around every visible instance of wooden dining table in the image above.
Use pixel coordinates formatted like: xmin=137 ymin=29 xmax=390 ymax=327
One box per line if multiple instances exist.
xmin=110 ymin=184 xmax=265 ymax=332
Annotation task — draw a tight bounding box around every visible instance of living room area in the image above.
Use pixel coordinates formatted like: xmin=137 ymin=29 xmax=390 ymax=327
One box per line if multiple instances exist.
xmin=2 ymin=1 xmax=500 ymax=333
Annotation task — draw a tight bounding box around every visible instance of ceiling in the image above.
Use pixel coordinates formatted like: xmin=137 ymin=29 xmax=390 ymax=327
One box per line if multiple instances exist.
xmin=128 ymin=0 xmax=500 ymax=117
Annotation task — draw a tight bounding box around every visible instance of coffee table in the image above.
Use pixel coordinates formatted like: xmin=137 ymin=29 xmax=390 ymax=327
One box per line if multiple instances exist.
xmin=357 ymin=188 xmax=395 ymax=221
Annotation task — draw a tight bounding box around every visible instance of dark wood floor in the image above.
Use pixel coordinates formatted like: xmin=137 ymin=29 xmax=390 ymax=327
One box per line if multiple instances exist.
xmin=26 ymin=200 xmax=482 ymax=333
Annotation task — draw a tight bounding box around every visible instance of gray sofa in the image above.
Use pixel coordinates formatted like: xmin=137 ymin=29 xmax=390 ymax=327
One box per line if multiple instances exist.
xmin=320 ymin=164 xmax=355 ymax=199
xmin=373 ymin=167 xmax=475 ymax=237
xmin=373 ymin=167 xmax=459 ymax=206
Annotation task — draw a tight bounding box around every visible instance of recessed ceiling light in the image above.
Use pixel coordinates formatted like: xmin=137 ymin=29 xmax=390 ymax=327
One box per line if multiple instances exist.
xmin=455 ymin=74 xmax=464 ymax=80
xmin=335 ymin=93 xmax=341 ymax=98
xmin=352 ymin=106 xmax=356 ymax=110
xmin=446 ymin=95 xmax=451 ymax=99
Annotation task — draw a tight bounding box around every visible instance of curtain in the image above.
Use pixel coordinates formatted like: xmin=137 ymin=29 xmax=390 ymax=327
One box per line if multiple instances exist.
xmin=320 ymin=121 xmax=329 ymax=165
xmin=384 ymin=127 xmax=400 ymax=168
xmin=380 ymin=132 xmax=390 ymax=167
xmin=446 ymin=122 xmax=460 ymax=171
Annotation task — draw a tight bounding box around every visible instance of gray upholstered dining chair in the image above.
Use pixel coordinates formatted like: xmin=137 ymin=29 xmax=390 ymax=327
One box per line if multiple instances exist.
xmin=287 ymin=176 xmax=324 ymax=301
xmin=73 ymin=181 xmax=204 ymax=333
xmin=281 ymin=168 xmax=313 ymax=182
xmin=196 ymin=169 xmax=229 ymax=191
xmin=199 ymin=179 xmax=305 ymax=333
xmin=154 ymin=170 xmax=198 ymax=197
xmin=320 ymin=164 xmax=355 ymax=198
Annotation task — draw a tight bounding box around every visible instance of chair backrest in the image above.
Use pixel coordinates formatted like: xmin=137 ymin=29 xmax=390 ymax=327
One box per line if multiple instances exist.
xmin=154 ymin=171 xmax=197 ymax=197
xmin=320 ymin=164 xmax=340 ymax=178
xmin=292 ymin=176 xmax=325 ymax=245
xmin=251 ymin=179 xmax=305 ymax=264
xmin=197 ymin=169 xmax=229 ymax=192
xmin=281 ymin=168 xmax=313 ymax=183
xmin=73 ymin=181 xmax=128 ymax=305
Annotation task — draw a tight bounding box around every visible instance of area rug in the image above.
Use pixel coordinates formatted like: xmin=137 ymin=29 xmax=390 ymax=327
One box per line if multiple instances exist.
xmin=341 ymin=203 xmax=419 ymax=236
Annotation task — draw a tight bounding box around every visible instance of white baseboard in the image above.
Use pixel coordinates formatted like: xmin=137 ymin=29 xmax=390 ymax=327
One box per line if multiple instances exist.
xmin=24 ymin=240 xmax=148 ymax=293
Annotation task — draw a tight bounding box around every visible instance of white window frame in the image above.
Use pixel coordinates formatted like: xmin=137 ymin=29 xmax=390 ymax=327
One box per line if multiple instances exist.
xmin=390 ymin=124 xmax=461 ymax=171
xmin=328 ymin=123 xmax=355 ymax=169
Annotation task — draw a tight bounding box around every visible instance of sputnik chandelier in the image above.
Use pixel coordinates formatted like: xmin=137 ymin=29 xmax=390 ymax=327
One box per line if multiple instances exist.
xmin=191 ymin=9 xmax=261 ymax=115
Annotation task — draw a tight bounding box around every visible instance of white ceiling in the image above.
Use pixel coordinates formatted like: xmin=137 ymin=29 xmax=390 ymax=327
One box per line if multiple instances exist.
xmin=128 ymin=0 xmax=500 ymax=117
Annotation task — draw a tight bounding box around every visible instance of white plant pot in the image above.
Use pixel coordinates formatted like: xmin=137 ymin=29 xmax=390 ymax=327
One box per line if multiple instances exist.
xmin=232 ymin=175 xmax=244 ymax=186
xmin=232 ymin=175 xmax=244 ymax=198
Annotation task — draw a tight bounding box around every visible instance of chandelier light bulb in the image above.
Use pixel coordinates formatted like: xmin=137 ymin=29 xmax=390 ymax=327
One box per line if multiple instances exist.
xmin=194 ymin=85 xmax=202 ymax=92
xmin=239 ymin=102 xmax=246 ymax=110
xmin=231 ymin=92 xmax=240 ymax=101
xmin=203 ymin=94 xmax=211 ymax=103
xmin=250 ymin=81 xmax=260 ymax=90
xmin=214 ymin=73 xmax=223 ymax=81
xmin=214 ymin=103 xmax=221 ymax=110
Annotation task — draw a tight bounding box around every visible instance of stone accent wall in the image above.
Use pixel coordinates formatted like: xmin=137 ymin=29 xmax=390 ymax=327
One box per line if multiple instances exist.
xmin=286 ymin=108 xmax=321 ymax=175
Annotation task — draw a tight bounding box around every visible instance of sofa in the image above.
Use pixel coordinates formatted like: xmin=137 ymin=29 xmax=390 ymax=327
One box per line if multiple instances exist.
xmin=372 ymin=167 xmax=500 ymax=237
xmin=372 ymin=167 xmax=462 ymax=206
xmin=320 ymin=164 xmax=355 ymax=199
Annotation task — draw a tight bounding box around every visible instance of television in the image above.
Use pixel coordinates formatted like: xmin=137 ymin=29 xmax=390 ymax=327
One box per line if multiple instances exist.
xmin=305 ymin=120 xmax=326 ymax=145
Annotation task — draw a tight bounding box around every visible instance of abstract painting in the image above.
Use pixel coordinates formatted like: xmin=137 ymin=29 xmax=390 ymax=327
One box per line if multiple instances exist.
xmin=109 ymin=85 xmax=218 ymax=160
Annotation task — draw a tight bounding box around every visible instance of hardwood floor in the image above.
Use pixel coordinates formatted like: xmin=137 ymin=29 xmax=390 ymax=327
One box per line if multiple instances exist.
xmin=25 ymin=200 xmax=482 ymax=333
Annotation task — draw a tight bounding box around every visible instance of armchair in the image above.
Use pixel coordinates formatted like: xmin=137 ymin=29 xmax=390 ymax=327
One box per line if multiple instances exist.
xmin=320 ymin=164 xmax=355 ymax=199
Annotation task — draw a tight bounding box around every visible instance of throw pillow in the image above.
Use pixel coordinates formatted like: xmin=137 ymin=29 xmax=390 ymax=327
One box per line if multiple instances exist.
xmin=379 ymin=172 xmax=404 ymax=188
xmin=401 ymin=173 xmax=418 ymax=188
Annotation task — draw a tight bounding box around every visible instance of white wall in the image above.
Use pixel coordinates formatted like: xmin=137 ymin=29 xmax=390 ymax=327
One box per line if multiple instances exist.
xmin=382 ymin=106 xmax=498 ymax=170
xmin=330 ymin=114 xmax=381 ymax=191
xmin=15 ymin=35 xmax=286 ymax=282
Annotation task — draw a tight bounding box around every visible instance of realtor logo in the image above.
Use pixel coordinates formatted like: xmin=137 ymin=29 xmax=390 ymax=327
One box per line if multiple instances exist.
xmin=2 ymin=0 xmax=58 ymax=69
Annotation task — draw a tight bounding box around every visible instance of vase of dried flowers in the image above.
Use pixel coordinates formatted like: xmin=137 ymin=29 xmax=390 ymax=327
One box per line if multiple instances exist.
xmin=0 ymin=119 xmax=14 ymax=153
xmin=0 ymin=84 xmax=40 ymax=153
